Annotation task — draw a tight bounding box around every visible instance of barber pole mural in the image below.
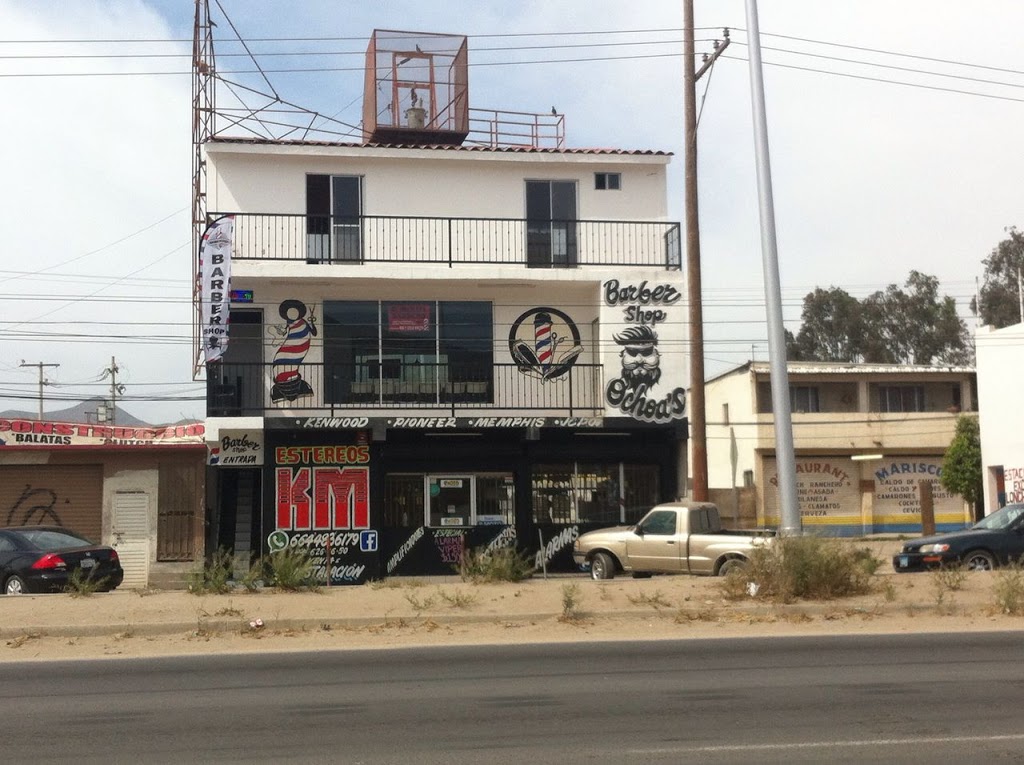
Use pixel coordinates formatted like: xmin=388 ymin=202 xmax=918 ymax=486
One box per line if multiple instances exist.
xmin=509 ymin=307 xmax=583 ymax=381
xmin=271 ymin=299 xmax=316 ymax=403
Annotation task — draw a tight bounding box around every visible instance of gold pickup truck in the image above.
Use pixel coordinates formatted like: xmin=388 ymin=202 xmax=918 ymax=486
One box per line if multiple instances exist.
xmin=572 ymin=500 xmax=774 ymax=580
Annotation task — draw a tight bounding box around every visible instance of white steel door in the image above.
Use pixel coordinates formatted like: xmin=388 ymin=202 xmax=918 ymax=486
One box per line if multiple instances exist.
xmin=112 ymin=492 xmax=151 ymax=589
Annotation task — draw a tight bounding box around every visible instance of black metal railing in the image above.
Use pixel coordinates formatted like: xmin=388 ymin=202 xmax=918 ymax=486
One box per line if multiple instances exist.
xmin=217 ymin=212 xmax=681 ymax=269
xmin=207 ymin=361 xmax=604 ymax=417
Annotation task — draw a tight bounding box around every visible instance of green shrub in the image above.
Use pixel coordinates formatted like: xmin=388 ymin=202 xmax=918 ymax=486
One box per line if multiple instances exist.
xmin=265 ymin=546 xmax=318 ymax=591
xmin=186 ymin=547 xmax=235 ymax=595
xmin=559 ymin=583 xmax=583 ymax=622
xmin=721 ymin=535 xmax=878 ymax=603
xmin=459 ymin=546 xmax=533 ymax=583
xmin=64 ymin=567 xmax=110 ymax=598
xmin=992 ymin=561 xmax=1024 ymax=615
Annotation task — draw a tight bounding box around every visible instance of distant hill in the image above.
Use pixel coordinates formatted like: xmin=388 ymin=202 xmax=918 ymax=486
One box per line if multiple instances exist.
xmin=0 ymin=397 xmax=153 ymax=427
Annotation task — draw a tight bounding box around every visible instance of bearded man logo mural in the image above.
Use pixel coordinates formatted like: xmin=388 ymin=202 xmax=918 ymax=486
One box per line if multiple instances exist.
xmin=271 ymin=299 xmax=317 ymax=402
xmin=614 ymin=326 xmax=662 ymax=390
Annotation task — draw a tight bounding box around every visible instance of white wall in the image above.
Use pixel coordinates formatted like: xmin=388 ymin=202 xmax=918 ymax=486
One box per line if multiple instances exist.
xmin=704 ymin=367 xmax=758 ymax=489
xmin=976 ymin=323 xmax=1024 ymax=511
xmin=206 ymin=143 xmax=670 ymax=221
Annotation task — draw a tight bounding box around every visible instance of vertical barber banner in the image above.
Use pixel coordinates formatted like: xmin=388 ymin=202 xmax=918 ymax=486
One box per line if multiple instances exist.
xmin=200 ymin=215 xmax=234 ymax=363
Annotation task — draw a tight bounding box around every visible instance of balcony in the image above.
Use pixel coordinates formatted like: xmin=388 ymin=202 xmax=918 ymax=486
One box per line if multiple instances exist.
xmin=220 ymin=212 xmax=681 ymax=269
xmin=208 ymin=361 xmax=604 ymax=417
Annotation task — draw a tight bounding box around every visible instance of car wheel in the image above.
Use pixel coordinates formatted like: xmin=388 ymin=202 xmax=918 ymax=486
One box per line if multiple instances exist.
xmin=963 ymin=550 xmax=996 ymax=572
xmin=718 ymin=558 xmax=748 ymax=577
xmin=590 ymin=552 xmax=616 ymax=581
xmin=4 ymin=575 xmax=26 ymax=595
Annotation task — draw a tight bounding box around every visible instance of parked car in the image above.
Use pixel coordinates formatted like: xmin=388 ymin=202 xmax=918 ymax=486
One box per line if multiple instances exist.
xmin=0 ymin=526 xmax=124 ymax=595
xmin=573 ymin=500 xmax=774 ymax=580
xmin=893 ymin=503 xmax=1024 ymax=573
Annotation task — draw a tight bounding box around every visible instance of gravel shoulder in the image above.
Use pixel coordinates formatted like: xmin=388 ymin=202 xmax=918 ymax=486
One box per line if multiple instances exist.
xmin=2 ymin=542 xmax=1022 ymax=662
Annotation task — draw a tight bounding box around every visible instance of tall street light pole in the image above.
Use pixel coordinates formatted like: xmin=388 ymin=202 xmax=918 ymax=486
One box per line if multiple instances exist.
xmin=744 ymin=0 xmax=801 ymax=535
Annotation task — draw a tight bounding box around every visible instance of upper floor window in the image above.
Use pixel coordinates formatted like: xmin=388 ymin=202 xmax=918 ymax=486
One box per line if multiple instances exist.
xmin=595 ymin=172 xmax=621 ymax=190
xmin=526 ymin=180 xmax=577 ymax=268
xmin=306 ymin=174 xmax=362 ymax=263
xmin=790 ymin=386 xmax=820 ymax=413
xmin=878 ymin=385 xmax=925 ymax=413
xmin=323 ymin=300 xmax=493 ymax=405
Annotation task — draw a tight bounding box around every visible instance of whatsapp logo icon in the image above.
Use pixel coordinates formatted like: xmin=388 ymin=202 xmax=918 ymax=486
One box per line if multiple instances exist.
xmin=267 ymin=530 xmax=289 ymax=552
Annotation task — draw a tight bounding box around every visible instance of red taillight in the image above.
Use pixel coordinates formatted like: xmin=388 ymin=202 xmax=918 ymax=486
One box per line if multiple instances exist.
xmin=31 ymin=553 xmax=66 ymax=570
xmin=110 ymin=549 xmax=119 ymax=562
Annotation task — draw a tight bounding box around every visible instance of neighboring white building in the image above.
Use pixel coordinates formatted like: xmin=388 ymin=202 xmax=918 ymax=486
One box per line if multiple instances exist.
xmin=199 ymin=31 xmax=688 ymax=581
xmin=976 ymin=323 xmax=1024 ymax=512
xmin=704 ymin=361 xmax=975 ymax=535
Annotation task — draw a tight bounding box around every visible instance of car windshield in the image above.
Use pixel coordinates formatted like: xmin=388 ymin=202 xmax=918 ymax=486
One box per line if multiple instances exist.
xmin=18 ymin=529 xmax=93 ymax=551
xmin=972 ymin=504 xmax=1024 ymax=531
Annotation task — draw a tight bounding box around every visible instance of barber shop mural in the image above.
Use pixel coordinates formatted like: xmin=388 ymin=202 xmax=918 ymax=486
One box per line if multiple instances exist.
xmin=602 ymin=279 xmax=686 ymax=423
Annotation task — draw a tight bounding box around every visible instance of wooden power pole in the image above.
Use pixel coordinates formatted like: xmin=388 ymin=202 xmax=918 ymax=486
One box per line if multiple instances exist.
xmin=684 ymin=1 xmax=729 ymax=501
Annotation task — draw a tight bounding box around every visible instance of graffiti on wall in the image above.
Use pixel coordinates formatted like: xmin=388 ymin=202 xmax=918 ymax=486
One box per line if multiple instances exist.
xmin=508 ymin=307 xmax=583 ymax=381
xmin=6 ymin=485 xmax=63 ymax=527
xmin=271 ymin=299 xmax=317 ymax=403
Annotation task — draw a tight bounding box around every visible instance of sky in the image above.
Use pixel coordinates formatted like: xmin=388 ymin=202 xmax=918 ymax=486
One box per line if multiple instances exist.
xmin=1 ymin=0 xmax=1021 ymax=424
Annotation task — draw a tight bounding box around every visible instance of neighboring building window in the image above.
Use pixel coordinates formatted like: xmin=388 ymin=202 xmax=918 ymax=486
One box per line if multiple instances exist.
xmin=532 ymin=463 xmax=658 ymax=524
xmin=878 ymin=385 xmax=925 ymax=413
xmin=306 ymin=174 xmax=363 ymax=263
xmin=743 ymin=470 xmax=754 ymax=488
xmin=526 ymin=180 xmax=577 ymax=267
xmin=790 ymin=386 xmax=820 ymax=413
xmin=323 ymin=300 xmax=492 ymax=404
xmin=595 ymin=172 xmax=621 ymax=190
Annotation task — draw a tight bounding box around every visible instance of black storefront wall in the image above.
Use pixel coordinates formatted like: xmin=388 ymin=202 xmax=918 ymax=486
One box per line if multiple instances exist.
xmin=263 ymin=424 xmax=683 ymax=584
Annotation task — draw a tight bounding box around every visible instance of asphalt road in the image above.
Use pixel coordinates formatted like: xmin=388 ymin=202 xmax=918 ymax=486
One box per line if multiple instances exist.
xmin=4 ymin=633 xmax=1024 ymax=764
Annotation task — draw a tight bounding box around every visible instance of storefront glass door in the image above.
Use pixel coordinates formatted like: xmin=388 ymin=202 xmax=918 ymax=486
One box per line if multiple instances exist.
xmin=427 ymin=476 xmax=474 ymax=527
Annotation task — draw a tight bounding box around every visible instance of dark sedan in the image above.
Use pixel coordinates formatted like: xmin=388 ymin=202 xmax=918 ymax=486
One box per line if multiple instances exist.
xmin=893 ymin=503 xmax=1024 ymax=572
xmin=0 ymin=526 xmax=124 ymax=595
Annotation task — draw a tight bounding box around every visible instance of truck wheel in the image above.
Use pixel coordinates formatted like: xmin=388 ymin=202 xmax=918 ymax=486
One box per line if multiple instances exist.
xmin=962 ymin=550 xmax=996 ymax=571
xmin=718 ymin=558 xmax=748 ymax=577
xmin=590 ymin=552 xmax=616 ymax=581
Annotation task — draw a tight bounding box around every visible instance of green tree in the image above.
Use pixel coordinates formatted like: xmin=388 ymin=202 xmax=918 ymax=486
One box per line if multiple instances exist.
xmin=940 ymin=415 xmax=982 ymax=511
xmin=786 ymin=287 xmax=863 ymax=362
xmin=861 ymin=271 xmax=971 ymax=365
xmin=973 ymin=227 xmax=1024 ymax=328
xmin=787 ymin=271 xmax=971 ymax=365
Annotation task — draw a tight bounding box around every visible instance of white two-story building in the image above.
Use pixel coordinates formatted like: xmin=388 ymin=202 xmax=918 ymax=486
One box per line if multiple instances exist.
xmin=199 ymin=31 xmax=687 ymax=582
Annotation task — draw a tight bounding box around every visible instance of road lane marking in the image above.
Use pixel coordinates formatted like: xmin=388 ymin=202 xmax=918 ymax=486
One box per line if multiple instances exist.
xmin=632 ymin=733 xmax=1024 ymax=755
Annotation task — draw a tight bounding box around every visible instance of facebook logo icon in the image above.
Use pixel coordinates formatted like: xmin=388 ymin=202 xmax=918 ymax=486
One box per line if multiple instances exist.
xmin=359 ymin=530 xmax=378 ymax=552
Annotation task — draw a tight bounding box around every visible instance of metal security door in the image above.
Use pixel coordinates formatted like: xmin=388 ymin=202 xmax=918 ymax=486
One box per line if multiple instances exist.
xmin=112 ymin=492 xmax=150 ymax=589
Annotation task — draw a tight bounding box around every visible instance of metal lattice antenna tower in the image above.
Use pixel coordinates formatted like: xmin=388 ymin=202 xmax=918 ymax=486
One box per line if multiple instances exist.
xmin=192 ymin=0 xmax=216 ymax=377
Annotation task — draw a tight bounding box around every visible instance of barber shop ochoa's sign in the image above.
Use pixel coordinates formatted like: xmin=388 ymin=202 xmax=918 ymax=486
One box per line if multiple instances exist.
xmin=604 ymin=279 xmax=686 ymax=423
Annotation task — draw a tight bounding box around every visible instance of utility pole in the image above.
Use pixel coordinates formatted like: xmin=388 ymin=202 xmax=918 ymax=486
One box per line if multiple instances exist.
xmin=19 ymin=360 xmax=60 ymax=420
xmin=683 ymin=0 xmax=730 ymax=501
xmin=101 ymin=357 xmax=126 ymax=426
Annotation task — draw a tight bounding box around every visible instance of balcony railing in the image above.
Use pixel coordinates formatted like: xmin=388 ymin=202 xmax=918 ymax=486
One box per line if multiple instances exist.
xmin=208 ymin=361 xmax=605 ymax=417
xmin=217 ymin=212 xmax=681 ymax=269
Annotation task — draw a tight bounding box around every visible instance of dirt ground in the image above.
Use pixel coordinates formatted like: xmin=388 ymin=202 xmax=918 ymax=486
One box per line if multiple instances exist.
xmin=3 ymin=542 xmax=1023 ymax=662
